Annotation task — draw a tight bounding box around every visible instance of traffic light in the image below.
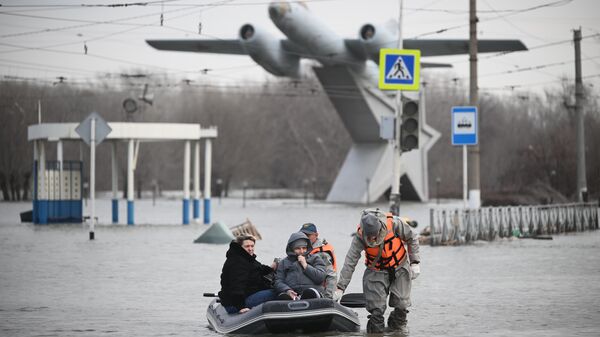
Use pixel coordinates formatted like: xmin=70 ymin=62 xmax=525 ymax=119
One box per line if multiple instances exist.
xmin=401 ymin=100 xmax=419 ymax=152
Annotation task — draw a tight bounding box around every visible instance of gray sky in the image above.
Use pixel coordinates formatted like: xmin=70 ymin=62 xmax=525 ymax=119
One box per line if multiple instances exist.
xmin=1 ymin=0 xmax=599 ymax=96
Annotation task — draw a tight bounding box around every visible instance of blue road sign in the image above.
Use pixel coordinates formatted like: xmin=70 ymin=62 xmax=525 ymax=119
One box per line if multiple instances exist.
xmin=379 ymin=49 xmax=421 ymax=91
xmin=452 ymin=106 xmax=477 ymax=145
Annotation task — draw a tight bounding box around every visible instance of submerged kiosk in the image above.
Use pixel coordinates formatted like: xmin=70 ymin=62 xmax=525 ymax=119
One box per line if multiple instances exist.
xmin=28 ymin=122 xmax=217 ymax=225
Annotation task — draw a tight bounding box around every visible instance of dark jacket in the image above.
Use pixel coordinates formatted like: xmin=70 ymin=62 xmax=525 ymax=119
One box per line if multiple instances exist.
xmin=274 ymin=232 xmax=327 ymax=295
xmin=218 ymin=241 xmax=274 ymax=310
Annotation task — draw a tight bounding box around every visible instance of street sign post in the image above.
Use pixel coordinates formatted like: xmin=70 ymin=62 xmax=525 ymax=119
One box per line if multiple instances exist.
xmin=452 ymin=106 xmax=477 ymax=208
xmin=76 ymin=112 xmax=112 ymax=240
xmin=379 ymin=46 xmax=421 ymax=215
xmin=379 ymin=49 xmax=421 ymax=91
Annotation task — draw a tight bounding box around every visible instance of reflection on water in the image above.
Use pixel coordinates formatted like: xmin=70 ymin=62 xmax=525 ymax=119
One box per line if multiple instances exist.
xmin=1 ymin=199 xmax=599 ymax=337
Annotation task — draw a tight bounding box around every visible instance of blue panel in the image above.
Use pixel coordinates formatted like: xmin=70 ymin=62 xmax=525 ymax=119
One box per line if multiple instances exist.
xmin=48 ymin=200 xmax=56 ymax=222
xmin=182 ymin=199 xmax=190 ymax=225
xmin=33 ymin=200 xmax=38 ymax=224
xmin=203 ymin=198 xmax=211 ymax=225
xmin=112 ymin=199 xmax=119 ymax=224
xmin=452 ymin=134 xmax=477 ymax=145
xmin=127 ymin=201 xmax=134 ymax=225
xmin=72 ymin=200 xmax=82 ymax=222
xmin=38 ymin=200 xmax=48 ymax=224
xmin=60 ymin=200 xmax=70 ymax=220
xmin=193 ymin=199 xmax=200 ymax=219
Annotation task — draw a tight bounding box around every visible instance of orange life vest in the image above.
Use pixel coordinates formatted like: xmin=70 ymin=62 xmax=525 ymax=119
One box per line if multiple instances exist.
xmin=310 ymin=241 xmax=337 ymax=271
xmin=357 ymin=213 xmax=406 ymax=270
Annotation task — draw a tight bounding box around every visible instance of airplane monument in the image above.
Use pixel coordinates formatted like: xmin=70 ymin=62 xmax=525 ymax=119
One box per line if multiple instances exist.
xmin=147 ymin=1 xmax=526 ymax=204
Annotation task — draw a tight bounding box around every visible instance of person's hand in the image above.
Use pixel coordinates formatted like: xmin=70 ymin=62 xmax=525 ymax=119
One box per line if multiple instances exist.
xmin=410 ymin=263 xmax=420 ymax=280
xmin=239 ymin=308 xmax=250 ymax=314
xmin=270 ymin=261 xmax=278 ymax=270
xmin=297 ymin=255 xmax=307 ymax=269
xmin=333 ymin=288 xmax=344 ymax=302
xmin=287 ymin=289 xmax=299 ymax=300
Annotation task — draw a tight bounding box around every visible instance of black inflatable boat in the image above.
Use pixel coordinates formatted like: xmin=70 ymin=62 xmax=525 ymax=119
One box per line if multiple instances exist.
xmin=206 ymin=298 xmax=360 ymax=334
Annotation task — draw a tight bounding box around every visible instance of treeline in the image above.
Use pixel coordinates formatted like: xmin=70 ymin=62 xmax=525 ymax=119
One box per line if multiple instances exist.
xmin=0 ymin=74 xmax=598 ymax=204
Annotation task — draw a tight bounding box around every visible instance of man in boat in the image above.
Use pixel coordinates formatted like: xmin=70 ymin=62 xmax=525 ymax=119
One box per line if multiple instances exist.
xmin=219 ymin=235 xmax=277 ymax=314
xmin=274 ymin=232 xmax=327 ymax=300
xmin=335 ymin=208 xmax=421 ymax=333
xmin=299 ymin=223 xmax=338 ymax=299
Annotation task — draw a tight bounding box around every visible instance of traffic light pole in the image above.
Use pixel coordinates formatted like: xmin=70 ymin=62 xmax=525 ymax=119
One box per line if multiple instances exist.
xmin=574 ymin=28 xmax=588 ymax=201
xmin=468 ymin=0 xmax=481 ymax=208
xmin=389 ymin=0 xmax=404 ymax=216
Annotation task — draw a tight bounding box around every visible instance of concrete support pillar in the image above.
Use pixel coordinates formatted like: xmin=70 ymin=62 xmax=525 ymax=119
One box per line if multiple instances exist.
xmin=33 ymin=140 xmax=39 ymax=223
xmin=39 ymin=141 xmax=47 ymax=224
xmin=193 ymin=140 xmax=201 ymax=220
xmin=203 ymin=139 xmax=212 ymax=225
xmin=127 ymin=139 xmax=134 ymax=225
xmin=111 ymin=141 xmax=119 ymax=224
xmin=183 ymin=140 xmax=190 ymax=225
xmin=57 ymin=140 xmax=63 ymax=201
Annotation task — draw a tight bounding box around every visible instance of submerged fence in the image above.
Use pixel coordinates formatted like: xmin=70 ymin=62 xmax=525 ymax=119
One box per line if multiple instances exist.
xmin=427 ymin=202 xmax=599 ymax=246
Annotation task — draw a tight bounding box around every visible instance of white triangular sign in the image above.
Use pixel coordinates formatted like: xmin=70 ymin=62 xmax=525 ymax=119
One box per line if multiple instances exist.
xmin=386 ymin=56 xmax=412 ymax=80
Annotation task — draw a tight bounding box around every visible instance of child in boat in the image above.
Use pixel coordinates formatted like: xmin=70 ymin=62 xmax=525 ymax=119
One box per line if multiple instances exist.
xmin=274 ymin=232 xmax=327 ymax=300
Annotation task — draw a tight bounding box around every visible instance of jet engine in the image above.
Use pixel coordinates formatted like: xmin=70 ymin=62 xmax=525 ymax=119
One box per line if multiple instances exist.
xmin=239 ymin=24 xmax=299 ymax=77
xmin=359 ymin=23 xmax=395 ymax=64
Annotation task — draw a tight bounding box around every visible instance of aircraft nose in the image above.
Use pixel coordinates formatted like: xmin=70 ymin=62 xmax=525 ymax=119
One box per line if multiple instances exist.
xmin=268 ymin=1 xmax=290 ymax=21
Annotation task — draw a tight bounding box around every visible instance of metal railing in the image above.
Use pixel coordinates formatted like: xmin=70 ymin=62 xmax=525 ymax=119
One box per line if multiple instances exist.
xmin=427 ymin=202 xmax=599 ymax=246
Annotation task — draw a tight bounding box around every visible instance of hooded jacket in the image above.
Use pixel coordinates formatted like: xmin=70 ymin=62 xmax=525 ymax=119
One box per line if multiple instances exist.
xmin=274 ymin=232 xmax=327 ymax=295
xmin=218 ymin=241 xmax=274 ymax=310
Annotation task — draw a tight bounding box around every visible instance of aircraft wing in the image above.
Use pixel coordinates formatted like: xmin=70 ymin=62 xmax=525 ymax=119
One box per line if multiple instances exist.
xmin=404 ymin=39 xmax=527 ymax=56
xmin=146 ymin=39 xmax=247 ymax=55
xmin=344 ymin=38 xmax=527 ymax=60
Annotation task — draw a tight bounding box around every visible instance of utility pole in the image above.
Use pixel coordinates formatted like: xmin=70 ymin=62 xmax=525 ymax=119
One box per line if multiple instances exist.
xmin=468 ymin=0 xmax=481 ymax=208
xmin=574 ymin=28 xmax=588 ymax=201
xmin=389 ymin=0 xmax=404 ymax=216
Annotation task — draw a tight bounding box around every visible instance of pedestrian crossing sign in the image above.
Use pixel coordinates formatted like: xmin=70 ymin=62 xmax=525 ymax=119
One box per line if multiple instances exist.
xmin=379 ymin=49 xmax=421 ymax=91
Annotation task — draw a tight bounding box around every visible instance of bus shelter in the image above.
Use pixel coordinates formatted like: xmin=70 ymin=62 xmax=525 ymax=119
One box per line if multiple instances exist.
xmin=27 ymin=122 xmax=218 ymax=225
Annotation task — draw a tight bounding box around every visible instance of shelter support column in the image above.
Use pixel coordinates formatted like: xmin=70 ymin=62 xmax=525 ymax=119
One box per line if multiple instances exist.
xmin=203 ymin=139 xmax=212 ymax=225
xmin=57 ymin=140 xmax=63 ymax=223
xmin=127 ymin=139 xmax=134 ymax=225
xmin=183 ymin=140 xmax=190 ymax=225
xmin=33 ymin=140 xmax=39 ymax=223
xmin=193 ymin=140 xmax=201 ymax=221
xmin=39 ymin=141 xmax=47 ymax=224
xmin=111 ymin=141 xmax=119 ymax=224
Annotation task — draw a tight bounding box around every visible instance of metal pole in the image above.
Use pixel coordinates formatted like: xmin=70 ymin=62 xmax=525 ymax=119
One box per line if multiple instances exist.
xmin=183 ymin=140 xmax=190 ymax=225
xmin=111 ymin=141 xmax=118 ymax=223
xmin=203 ymin=139 xmax=212 ymax=224
xmin=389 ymin=0 xmax=404 ymax=216
xmin=127 ymin=139 xmax=134 ymax=225
xmin=193 ymin=140 xmax=201 ymax=220
xmin=39 ymin=141 xmax=47 ymax=224
xmin=57 ymin=140 xmax=63 ymax=203
xmin=463 ymin=145 xmax=468 ymax=208
xmin=468 ymin=0 xmax=481 ymax=208
xmin=574 ymin=28 xmax=588 ymax=201
xmin=89 ymin=118 xmax=96 ymax=240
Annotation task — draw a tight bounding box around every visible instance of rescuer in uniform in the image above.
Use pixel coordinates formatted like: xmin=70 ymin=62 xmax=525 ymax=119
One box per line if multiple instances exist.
xmin=334 ymin=208 xmax=420 ymax=333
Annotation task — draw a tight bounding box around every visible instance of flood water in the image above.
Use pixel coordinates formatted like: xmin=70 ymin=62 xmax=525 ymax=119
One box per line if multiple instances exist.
xmin=1 ymin=198 xmax=599 ymax=337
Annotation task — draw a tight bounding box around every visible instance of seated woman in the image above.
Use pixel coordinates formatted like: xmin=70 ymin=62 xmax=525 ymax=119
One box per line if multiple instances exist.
xmin=219 ymin=235 xmax=276 ymax=314
xmin=274 ymin=232 xmax=327 ymax=300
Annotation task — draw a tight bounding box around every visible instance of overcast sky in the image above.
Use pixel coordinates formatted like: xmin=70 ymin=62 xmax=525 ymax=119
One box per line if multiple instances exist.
xmin=1 ymin=0 xmax=599 ymax=97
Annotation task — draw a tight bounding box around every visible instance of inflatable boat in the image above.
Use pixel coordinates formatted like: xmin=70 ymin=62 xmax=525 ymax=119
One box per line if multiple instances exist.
xmin=206 ymin=298 xmax=360 ymax=334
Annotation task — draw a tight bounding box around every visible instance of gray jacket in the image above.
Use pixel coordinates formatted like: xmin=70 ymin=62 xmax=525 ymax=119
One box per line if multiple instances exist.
xmin=337 ymin=215 xmax=420 ymax=291
xmin=274 ymin=232 xmax=327 ymax=295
